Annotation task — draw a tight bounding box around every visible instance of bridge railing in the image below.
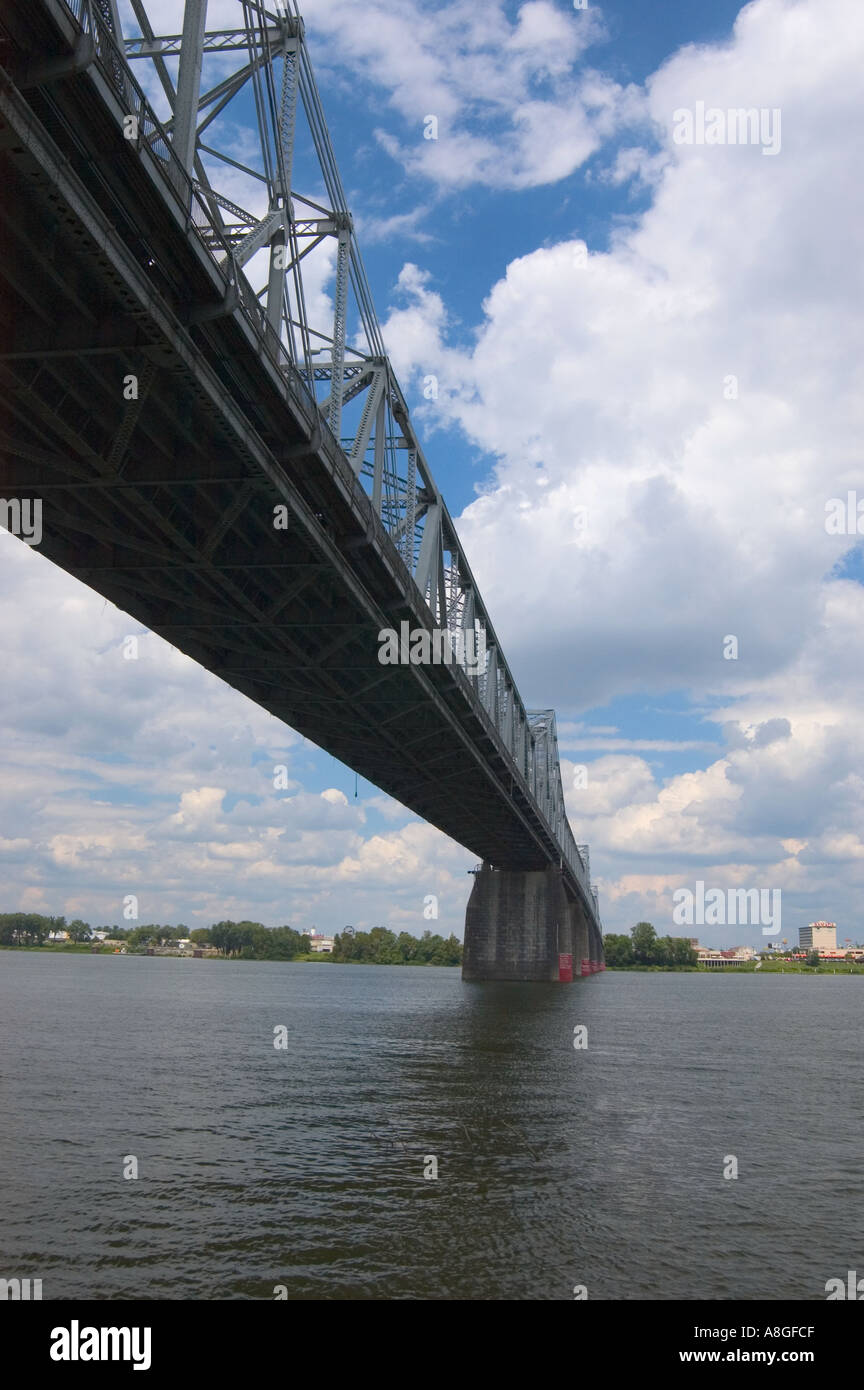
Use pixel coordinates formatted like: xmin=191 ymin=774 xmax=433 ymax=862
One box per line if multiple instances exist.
xmin=53 ymin=0 xmax=599 ymax=925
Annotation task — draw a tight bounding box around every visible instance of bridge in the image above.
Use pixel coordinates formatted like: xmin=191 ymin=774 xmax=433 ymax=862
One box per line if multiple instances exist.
xmin=0 ymin=0 xmax=603 ymax=981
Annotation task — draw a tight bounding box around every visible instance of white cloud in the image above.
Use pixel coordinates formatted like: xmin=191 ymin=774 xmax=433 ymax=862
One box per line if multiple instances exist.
xmin=375 ymin=0 xmax=864 ymax=936
xmin=0 ymin=543 xmax=473 ymax=931
xmin=382 ymin=0 xmax=863 ymax=696
xmin=4 ymin=0 xmax=863 ymax=948
xmin=169 ymin=787 xmax=226 ymax=831
xmin=301 ymin=0 xmax=620 ymax=190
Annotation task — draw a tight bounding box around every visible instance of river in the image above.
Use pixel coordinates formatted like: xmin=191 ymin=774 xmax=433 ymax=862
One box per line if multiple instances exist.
xmin=1 ymin=953 xmax=860 ymax=1300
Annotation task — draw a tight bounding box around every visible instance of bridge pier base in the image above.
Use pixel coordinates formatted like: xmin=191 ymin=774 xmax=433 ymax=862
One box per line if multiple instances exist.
xmin=462 ymin=862 xmax=600 ymax=982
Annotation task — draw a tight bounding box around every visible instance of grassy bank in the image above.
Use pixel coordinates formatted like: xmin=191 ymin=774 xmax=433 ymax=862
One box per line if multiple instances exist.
xmin=0 ymin=944 xmax=461 ymax=966
xmin=606 ymin=961 xmax=864 ymax=975
xmin=0 ymin=942 xmax=106 ymax=953
xmin=603 ymin=964 xmax=700 ymax=972
xmin=749 ymin=960 xmax=864 ymax=974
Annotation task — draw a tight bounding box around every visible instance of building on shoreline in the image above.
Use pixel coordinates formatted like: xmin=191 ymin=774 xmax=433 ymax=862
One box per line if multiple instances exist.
xmin=694 ymin=944 xmax=757 ymax=968
xmin=799 ymin=921 xmax=837 ymax=952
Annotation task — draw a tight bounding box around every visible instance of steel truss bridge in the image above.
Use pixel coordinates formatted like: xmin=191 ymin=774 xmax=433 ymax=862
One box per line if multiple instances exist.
xmin=0 ymin=0 xmax=601 ymax=950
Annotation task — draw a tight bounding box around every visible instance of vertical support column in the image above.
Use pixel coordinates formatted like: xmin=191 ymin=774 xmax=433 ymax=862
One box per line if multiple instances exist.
xmin=266 ymin=229 xmax=286 ymax=333
xmin=514 ymin=710 xmax=524 ymax=777
xmin=278 ymin=38 xmax=299 ymax=197
xmin=267 ymin=35 xmax=300 ymax=334
xmin=372 ymin=393 xmax=386 ymax=516
xmin=463 ymin=863 xmax=582 ymax=982
xmin=414 ymin=501 xmax=441 ymax=611
xmin=461 ymin=587 xmax=477 ymax=688
xmin=173 ymin=0 xmax=209 ymax=177
xmin=483 ymin=645 xmax=498 ymax=723
xmin=502 ymin=681 xmax=514 ymax=753
xmin=327 ymin=224 xmax=351 ymax=439
xmin=544 ymin=728 xmax=553 ymax=820
xmin=402 ymin=449 xmax=417 ymax=572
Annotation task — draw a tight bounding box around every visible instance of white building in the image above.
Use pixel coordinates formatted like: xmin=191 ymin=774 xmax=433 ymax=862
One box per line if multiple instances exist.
xmin=799 ymin=921 xmax=837 ymax=952
xmin=696 ymin=945 xmax=757 ymax=968
xmin=307 ymin=931 xmax=334 ymax=954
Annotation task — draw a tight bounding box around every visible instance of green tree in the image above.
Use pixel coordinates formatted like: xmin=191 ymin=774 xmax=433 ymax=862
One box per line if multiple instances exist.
xmin=366 ymin=927 xmax=398 ymax=963
xmin=0 ymin=913 xmax=52 ymax=945
xmin=127 ymin=925 xmax=159 ymax=948
xmin=654 ymin=935 xmax=675 ymax=967
xmin=631 ymin=921 xmax=658 ymax=965
xmin=332 ymin=928 xmax=358 ymax=962
xmin=210 ymin=921 xmax=238 ymax=956
xmin=330 ymin=926 xmax=461 ymax=966
xmin=66 ymin=919 xmax=92 ymax=943
xmin=441 ymin=934 xmax=463 ymax=966
xmin=396 ymin=932 xmax=419 ymax=963
xmin=672 ymin=936 xmax=698 ymax=966
xmin=603 ymin=933 xmax=633 ymax=966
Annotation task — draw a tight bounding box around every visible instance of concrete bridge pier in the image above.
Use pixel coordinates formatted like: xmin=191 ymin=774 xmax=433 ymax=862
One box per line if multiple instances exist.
xmin=462 ymin=862 xmax=602 ymax=982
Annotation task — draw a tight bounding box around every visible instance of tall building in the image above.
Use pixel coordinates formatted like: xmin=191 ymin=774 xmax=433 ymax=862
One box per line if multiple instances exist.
xmin=799 ymin=921 xmax=837 ymax=951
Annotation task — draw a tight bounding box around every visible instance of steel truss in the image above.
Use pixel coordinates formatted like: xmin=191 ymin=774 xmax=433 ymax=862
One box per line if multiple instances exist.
xmin=43 ymin=0 xmax=597 ymax=916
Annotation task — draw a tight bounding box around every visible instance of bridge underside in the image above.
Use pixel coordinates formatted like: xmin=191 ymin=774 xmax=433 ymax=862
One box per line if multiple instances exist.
xmin=0 ymin=0 xmax=602 ymax=963
xmin=463 ymin=863 xmax=604 ymax=982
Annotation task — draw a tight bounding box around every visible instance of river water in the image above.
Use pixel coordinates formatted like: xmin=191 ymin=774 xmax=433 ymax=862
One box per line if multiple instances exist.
xmin=1 ymin=953 xmax=860 ymax=1300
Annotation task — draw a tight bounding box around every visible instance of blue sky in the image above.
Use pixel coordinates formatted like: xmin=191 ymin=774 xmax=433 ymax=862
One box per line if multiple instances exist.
xmin=2 ymin=0 xmax=863 ymax=949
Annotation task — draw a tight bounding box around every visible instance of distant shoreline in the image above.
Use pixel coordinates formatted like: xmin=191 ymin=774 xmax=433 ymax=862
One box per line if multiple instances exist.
xmin=606 ymin=961 xmax=864 ymax=975
xmin=5 ymin=945 xmax=861 ymax=974
xmin=0 ymin=944 xmax=460 ymax=966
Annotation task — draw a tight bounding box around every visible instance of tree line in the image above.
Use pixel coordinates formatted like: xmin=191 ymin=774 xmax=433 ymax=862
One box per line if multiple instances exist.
xmin=0 ymin=913 xmax=463 ymax=965
xmin=0 ymin=914 xmax=310 ymax=959
xmin=207 ymin=921 xmax=309 ymax=959
xmin=332 ymin=927 xmax=462 ymax=966
xmin=0 ymin=913 xmax=76 ymax=946
xmin=603 ymin=921 xmax=698 ymax=968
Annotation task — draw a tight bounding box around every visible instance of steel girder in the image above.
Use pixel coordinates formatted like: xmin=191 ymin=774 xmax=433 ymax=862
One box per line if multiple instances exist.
xmin=0 ymin=0 xmax=599 ymax=926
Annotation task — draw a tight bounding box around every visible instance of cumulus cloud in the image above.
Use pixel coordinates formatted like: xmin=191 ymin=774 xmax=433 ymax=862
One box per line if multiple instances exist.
xmin=4 ymin=0 xmax=863 ymax=947
xmin=376 ymin=0 xmax=864 ymax=937
xmin=300 ymin=0 xmax=623 ymax=190
xmin=0 ymin=538 xmax=473 ymax=931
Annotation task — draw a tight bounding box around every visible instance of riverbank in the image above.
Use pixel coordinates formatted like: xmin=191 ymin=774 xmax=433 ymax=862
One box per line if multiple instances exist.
xmin=6 ymin=946 xmax=861 ymax=973
xmin=0 ymin=944 xmax=461 ymax=966
xmin=0 ymin=942 xmax=103 ymax=953
xmin=606 ymin=960 xmax=864 ymax=975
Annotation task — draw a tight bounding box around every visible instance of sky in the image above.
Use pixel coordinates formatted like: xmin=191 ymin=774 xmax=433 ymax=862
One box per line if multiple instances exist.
xmin=2 ymin=0 xmax=863 ymax=948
